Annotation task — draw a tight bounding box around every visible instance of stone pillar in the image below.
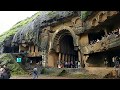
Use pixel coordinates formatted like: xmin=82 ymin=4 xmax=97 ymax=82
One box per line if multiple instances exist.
xmin=72 ymin=55 xmax=75 ymax=62
xmin=29 ymin=46 xmax=31 ymax=53
xmin=69 ymin=55 xmax=71 ymax=61
xmin=62 ymin=54 xmax=65 ymax=62
xmin=78 ymin=51 xmax=82 ymax=66
xmin=71 ymin=55 xmax=73 ymax=62
xmin=83 ymin=55 xmax=89 ymax=68
xmin=104 ymin=28 xmax=108 ymax=36
xmin=65 ymin=54 xmax=68 ymax=61
xmin=58 ymin=53 xmax=61 ymax=63
xmin=68 ymin=55 xmax=70 ymax=62
xmin=57 ymin=53 xmax=61 ymax=68
xmin=42 ymin=50 xmax=47 ymax=67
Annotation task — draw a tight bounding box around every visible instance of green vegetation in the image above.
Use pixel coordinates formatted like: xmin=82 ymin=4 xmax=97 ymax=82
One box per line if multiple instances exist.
xmin=41 ymin=68 xmax=47 ymax=74
xmin=66 ymin=73 xmax=101 ymax=79
xmin=0 ymin=11 xmax=40 ymax=43
xmin=47 ymin=11 xmax=57 ymax=18
xmin=40 ymin=68 xmax=101 ymax=79
xmin=57 ymin=69 xmax=68 ymax=76
xmin=0 ymin=11 xmax=48 ymax=75
xmin=41 ymin=68 xmax=55 ymax=75
xmin=0 ymin=53 xmax=27 ymax=75
xmin=80 ymin=11 xmax=89 ymax=21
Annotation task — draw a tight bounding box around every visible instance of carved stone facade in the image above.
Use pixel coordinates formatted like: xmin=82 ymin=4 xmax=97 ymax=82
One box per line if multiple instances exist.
xmin=5 ymin=11 xmax=120 ymax=68
xmin=45 ymin=11 xmax=120 ymax=67
xmin=46 ymin=16 xmax=81 ymax=67
xmin=81 ymin=11 xmax=120 ymax=67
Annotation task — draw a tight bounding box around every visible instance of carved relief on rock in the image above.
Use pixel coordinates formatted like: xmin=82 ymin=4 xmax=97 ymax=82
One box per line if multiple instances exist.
xmin=71 ymin=17 xmax=83 ymax=35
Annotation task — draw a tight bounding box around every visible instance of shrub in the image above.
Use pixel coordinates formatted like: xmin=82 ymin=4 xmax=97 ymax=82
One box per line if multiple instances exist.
xmin=41 ymin=68 xmax=47 ymax=74
xmin=58 ymin=69 xmax=68 ymax=76
xmin=40 ymin=68 xmax=56 ymax=75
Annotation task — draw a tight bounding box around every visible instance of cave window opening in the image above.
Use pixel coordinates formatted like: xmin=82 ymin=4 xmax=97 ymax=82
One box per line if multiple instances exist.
xmin=105 ymin=24 xmax=120 ymax=39
xmin=106 ymin=49 xmax=120 ymax=67
xmin=87 ymin=48 xmax=120 ymax=67
xmin=3 ymin=46 xmax=12 ymax=53
xmin=28 ymin=57 xmax=42 ymax=66
xmin=3 ymin=45 xmax=19 ymax=53
xmin=12 ymin=46 xmax=19 ymax=53
xmin=88 ymin=30 xmax=105 ymax=45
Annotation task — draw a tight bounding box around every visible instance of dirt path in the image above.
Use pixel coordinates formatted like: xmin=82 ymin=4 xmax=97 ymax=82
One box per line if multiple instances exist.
xmin=10 ymin=75 xmax=76 ymax=79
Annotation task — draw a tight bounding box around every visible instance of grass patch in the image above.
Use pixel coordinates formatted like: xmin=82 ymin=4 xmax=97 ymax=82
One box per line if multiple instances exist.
xmin=41 ymin=68 xmax=47 ymax=74
xmin=41 ymin=68 xmax=55 ymax=74
xmin=57 ymin=69 xmax=68 ymax=76
xmin=66 ymin=73 xmax=101 ymax=79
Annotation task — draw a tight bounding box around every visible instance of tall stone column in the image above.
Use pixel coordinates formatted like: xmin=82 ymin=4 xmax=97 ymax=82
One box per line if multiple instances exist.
xmin=78 ymin=50 xmax=82 ymax=68
xmin=65 ymin=54 xmax=68 ymax=62
xmin=29 ymin=46 xmax=31 ymax=53
xmin=83 ymin=55 xmax=89 ymax=68
xmin=64 ymin=54 xmax=67 ymax=61
xmin=71 ymin=55 xmax=73 ymax=62
xmin=68 ymin=55 xmax=70 ymax=62
xmin=69 ymin=55 xmax=71 ymax=61
xmin=58 ymin=53 xmax=61 ymax=63
xmin=42 ymin=50 xmax=47 ymax=67
xmin=104 ymin=28 xmax=108 ymax=36
xmin=62 ymin=54 xmax=65 ymax=62
xmin=73 ymin=55 xmax=75 ymax=61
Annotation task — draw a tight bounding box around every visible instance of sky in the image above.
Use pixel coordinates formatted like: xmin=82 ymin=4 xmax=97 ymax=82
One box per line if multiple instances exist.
xmin=0 ymin=11 xmax=38 ymax=35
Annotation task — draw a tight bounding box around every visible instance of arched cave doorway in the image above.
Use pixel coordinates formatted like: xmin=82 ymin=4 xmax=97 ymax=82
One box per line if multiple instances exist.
xmin=57 ymin=33 xmax=78 ymax=68
xmin=48 ymin=28 xmax=79 ymax=68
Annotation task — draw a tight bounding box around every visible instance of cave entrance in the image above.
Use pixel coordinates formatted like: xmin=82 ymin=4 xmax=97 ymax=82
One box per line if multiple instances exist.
xmin=58 ymin=34 xmax=78 ymax=68
xmin=87 ymin=47 xmax=120 ymax=67
xmin=104 ymin=47 xmax=120 ymax=67
xmin=87 ymin=52 xmax=106 ymax=67
xmin=12 ymin=46 xmax=19 ymax=53
xmin=3 ymin=46 xmax=12 ymax=53
xmin=3 ymin=45 xmax=19 ymax=53
xmin=27 ymin=56 xmax=42 ymax=67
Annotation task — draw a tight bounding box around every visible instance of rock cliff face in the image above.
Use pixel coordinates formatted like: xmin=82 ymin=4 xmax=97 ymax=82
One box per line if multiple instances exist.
xmin=1 ymin=11 xmax=95 ymax=54
xmin=0 ymin=11 xmax=40 ymax=74
xmin=0 ymin=11 xmax=40 ymax=53
xmin=12 ymin=11 xmax=78 ymax=51
xmin=0 ymin=11 xmax=81 ymax=52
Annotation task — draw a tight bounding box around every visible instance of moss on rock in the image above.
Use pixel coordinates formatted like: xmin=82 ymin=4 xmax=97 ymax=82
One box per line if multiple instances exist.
xmin=0 ymin=11 xmax=40 ymax=48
